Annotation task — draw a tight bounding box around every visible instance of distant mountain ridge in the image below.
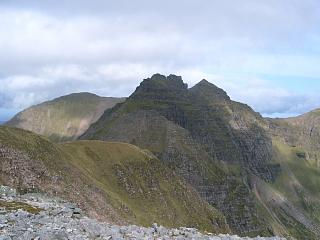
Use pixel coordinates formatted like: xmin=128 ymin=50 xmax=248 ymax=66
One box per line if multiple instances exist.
xmin=6 ymin=92 xmax=125 ymax=142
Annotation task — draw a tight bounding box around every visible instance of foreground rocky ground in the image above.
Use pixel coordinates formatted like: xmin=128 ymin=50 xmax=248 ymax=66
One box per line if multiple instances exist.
xmin=0 ymin=186 xmax=285 ymax=240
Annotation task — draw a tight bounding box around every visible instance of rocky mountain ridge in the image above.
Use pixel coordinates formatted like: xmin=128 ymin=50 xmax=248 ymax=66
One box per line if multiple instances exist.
xmin=81 ymin=74 xmax=281 ymax=236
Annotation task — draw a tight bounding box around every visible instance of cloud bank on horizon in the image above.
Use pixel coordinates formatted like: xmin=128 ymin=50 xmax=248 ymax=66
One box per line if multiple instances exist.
xmin=0 ymin=0 xmax=320 ymax=120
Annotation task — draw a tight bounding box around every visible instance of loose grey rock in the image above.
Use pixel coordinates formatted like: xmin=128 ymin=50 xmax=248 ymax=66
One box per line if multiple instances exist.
xmin=0 ymin=186 xmax=16 ymax=198
xmin=0 ymin=185 xmax=286 ymax=240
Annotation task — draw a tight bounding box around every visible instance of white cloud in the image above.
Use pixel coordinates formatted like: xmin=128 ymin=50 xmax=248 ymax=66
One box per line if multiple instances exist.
xmin=0 ymin=1 xmax=320 ymax=119
xmin=1 ymin=63 xmax=319 ymax=119
xmin=181 ymin=69 xmax=320 ymax=116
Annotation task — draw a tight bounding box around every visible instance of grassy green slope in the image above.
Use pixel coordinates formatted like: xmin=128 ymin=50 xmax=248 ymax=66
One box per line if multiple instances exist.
xmin=63 ymin=141 xmax=228 ymax=231
xmin=6 ymin=93 xmax=124 ymax=142
xmin=0 ymin=126 xmax=228 ymax=233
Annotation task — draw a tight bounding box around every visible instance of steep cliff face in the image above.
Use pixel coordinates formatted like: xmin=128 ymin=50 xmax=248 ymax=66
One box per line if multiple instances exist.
xmin=82 ymin=74 xmax=280 ymax=235
xmin=84 ymin=74 xmax=277 ymax=182
xmin=83 ymin=110 xmax=265 ymax=234
xmin=189 ymin=80 xmax=276 ymax=181
xmin=0 ymin=126 xmax=228 ymax=232
xmin=6 ymin=93 xmax=125 ymax=142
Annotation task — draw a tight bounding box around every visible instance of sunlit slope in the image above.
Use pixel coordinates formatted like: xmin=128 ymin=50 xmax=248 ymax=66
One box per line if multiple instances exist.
xmin=0 ymin=126 xmax=228 ymax=232
xmin=6 ymin=93 xmax=124 ymax=142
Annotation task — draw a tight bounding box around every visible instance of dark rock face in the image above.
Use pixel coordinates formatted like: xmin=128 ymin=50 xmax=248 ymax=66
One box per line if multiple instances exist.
xmin=81 ymin=74 xmax=281 ymax=235
xmin=93 ymin=110 xmax=263 ymax=234
xmin=190 ymin=79 xmax=230 ymax=102
xmin=126 ymin=74 xmax=277 ymax=182
xmin=131 ymin=74 xmax=188 ymax=101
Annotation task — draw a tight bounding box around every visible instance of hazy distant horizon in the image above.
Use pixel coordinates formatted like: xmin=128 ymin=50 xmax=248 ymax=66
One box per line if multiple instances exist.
xmin=0 ymin=84 xmax=315 ymax=122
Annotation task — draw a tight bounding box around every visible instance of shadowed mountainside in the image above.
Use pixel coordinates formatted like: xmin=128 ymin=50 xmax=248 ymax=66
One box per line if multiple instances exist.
xmin=81 ymin=74 xmax=277 ymax=236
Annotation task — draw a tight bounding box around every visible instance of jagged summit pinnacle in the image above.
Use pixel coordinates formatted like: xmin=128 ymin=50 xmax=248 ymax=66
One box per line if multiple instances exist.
xmin=198 ymin=79 xmax=211 ymax=85
xmin=130 ymin=74 xmax=188 ymax=100
xmin=131 ymin=74 xmax=231 ymax=103
xmin=145 ymin=73 xmax=187 ymax=89
xmin=190 ymin=79 xmax=230 ymax=101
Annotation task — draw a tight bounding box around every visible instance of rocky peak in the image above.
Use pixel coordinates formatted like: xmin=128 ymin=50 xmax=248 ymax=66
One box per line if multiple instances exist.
xmin=130 ymin=74 xmax=188 ymax=101
xmin=190 ymin=79 xmax=230 ymax=102
xmin=145 ymin=74 xmax=187 ymax=89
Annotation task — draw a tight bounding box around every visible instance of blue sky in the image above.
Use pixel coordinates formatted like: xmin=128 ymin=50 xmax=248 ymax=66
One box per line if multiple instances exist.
xmin=0 ymin=0 xmax=320 ymax=121
xmin=262 ymin=76 xmax=320 ymax=93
